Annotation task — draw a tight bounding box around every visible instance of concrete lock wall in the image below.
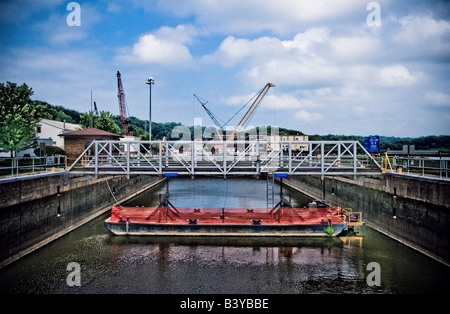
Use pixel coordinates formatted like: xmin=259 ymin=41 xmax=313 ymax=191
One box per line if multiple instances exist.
xmin=0 ymin=173 xmax=162 ymax=268
xmin=287 ymin=174 xmax=450 ymax=266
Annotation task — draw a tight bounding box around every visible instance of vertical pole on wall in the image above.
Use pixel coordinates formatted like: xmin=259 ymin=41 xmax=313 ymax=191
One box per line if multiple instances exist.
xmin=109 ymin=142 xmax=112 ymax=165
xmin=256 ymin=141 xmax=260 ymax=174
xmin=353 ymin=142 xmax=357 ymax=179
xmin=127 ymin=141 xmax=130 ymax=179
xmin=320 ymin=142 xmax=325 ymax=199
xmin=159 ymin=142 xmax=162 ymax=175
xmin=338 ymin=142 xmax=341 ymax=167
xmin=95 ymin=141 xmax=98 ymax=178
xmin=321 ymin=142 xmax=324 ymax=179
xmin=165 ymin=142 xmax=169 ymax=167
xmin=288 ymin=142 xmax=292 ymax=174
xmin=223 ymin=142 xmax=227 ymax=179
xmin=191 ymin=142 xmax=195 ymax=178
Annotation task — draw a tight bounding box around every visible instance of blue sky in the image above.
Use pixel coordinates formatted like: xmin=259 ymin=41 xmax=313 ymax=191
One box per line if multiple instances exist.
xmin=1 ymin=0 xmax=449 ymax=137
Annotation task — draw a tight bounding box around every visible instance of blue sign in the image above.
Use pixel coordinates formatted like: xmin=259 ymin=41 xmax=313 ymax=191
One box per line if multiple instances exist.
xmin=365 ymin=136 xmax=380 ymax=154
xmin=274 ymin=173 xmax=288 ymax=178
xmin=164 ymin=173 xmax=178 ymax=177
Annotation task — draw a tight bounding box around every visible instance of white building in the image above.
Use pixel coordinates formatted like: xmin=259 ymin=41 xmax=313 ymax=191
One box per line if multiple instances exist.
xmin=37 ymin=119 xmax=80 ymax=149
xmin=119 ymin=135 xmax=141 ymax=154
xmin=266 ymin=134 xmax=309 ymax=152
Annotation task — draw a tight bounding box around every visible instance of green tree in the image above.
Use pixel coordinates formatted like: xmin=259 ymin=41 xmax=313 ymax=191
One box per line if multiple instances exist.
xmin=80 ymin=110 xmax=121 ymax=134
xmin=36 ymin=100 xmax=80 ymax=124
xmin=0 ymin=82 xmax=43 ymax=157
xmin=96 ymin=111 xmax=121 ymax=134
xmin=79 ymin=110 xmax=96 ymax=129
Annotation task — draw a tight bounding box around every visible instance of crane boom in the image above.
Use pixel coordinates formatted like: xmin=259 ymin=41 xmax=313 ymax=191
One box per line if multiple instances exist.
xmin=194 ymin=94 xmax=223 ymax=129
xmin=117 ymin=71 xmax=129 ymax=135
xmin=227 ymin=82 xmax=274 ymax=141
xmin=93 ymin=101 xmax=99 ymax=117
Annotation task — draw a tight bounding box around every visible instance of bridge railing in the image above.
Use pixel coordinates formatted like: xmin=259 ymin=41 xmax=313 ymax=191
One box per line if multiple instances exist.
xmin=0 ymin=155 xmax=66 ymax=177
xmin=67 ymin=140 xmax=382 ymax=177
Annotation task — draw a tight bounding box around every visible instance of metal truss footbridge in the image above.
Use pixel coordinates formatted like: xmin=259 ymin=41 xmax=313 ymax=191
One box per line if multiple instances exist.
xmin=66 ymin=140 xmax=382 ymax=178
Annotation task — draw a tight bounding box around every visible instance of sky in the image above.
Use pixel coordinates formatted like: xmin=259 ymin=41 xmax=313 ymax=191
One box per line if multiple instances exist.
xmin=0 ymin=0 xmax=449 ymax=138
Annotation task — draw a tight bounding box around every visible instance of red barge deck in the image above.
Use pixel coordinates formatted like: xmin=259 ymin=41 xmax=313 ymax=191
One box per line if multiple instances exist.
xmin=104 ymin=205 xmax=347 ymax=237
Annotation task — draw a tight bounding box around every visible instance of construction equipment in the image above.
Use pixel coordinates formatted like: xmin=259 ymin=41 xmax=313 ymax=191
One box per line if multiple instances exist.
xmin=194 ymin=94 xmax=223 ymax=129
xmin=116 ymin=71 xmax=131 ymax=135
xmin=151 ymin=136 xmax=166 ymax=155
xmin=194 ymin=94 xmax=225 ymax=141
xmin=195 ymin=82 xmax=274 ymax=142
xmin=93 ymin=101 xmax=99 ymax=117
xmin=226 ymin=82 xmax=274 ymax=142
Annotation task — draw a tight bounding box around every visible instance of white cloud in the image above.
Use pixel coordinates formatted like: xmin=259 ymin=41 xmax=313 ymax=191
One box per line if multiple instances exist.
xmin=294 ymin=110 xmax=323 ymax=122
xmin=284 ymin=28 xmax=330 ymax=53
xmin=221 ymin=93 xmax=303 ymax=110
xmin=207 ymin=27 xmax=331 ymax=67
xmin=205 ymin=34 xmax=296 ymax=68
xmin=154 ymin=25 xmax=197 ymax=45
xmin=264 ymin=94 xmax=303 ymax=110
xmin=206 ymin=28 xmax=343 ymax=87
xmin=390 ymin=13 xmax=450 ymax=61
xmin=247 ymin=57 xmax=340 ymax=87
xmin=378 ymin=64 xmax=418 ymax=87
xmin=395 ymin=14 xmax=450 ymax=44
xmin=155 ymin=0 xmax=366 ymax=35
xmin=123 ymin=25 xmax=196 ymax=66
xmin=131 ymin=34 xmax=192 ymax=65
xmin=425 ymin=91 xmax=450 ymax=107
xmin=329 ymin=36 xmax=381 ymax=61
xmin=206 ymin=26 xmax=389 ymax=88
xmin=221 ymin=93 xmax=256 ymax=107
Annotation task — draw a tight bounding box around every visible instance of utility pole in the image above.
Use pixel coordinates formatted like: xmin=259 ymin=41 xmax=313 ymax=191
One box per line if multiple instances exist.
xmin=90 ymin=91 xmax=93 ymax=128
xmin=146 ymin=77 xmax=155 ymax=140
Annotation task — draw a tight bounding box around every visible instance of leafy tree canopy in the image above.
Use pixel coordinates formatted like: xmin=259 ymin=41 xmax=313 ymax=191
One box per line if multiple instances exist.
xmin=80 ymin=110 xmax=121 ymax=135
xmin=0 ymin=82 xmax=44 ymax=156
xmin=35 ymin=100 xmax=81 ymax=124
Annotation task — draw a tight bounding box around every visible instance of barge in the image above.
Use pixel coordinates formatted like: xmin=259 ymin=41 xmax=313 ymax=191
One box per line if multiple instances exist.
xmin=104 ymin=205 xmax=347 ymax=237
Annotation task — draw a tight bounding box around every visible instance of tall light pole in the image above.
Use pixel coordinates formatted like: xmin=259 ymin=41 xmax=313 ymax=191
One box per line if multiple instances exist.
xmin=145 ymin=77 xmax=155 ymax=140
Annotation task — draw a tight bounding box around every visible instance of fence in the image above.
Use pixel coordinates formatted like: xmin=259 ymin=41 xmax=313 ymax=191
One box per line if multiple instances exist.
xmin=380 ymin=155 xmax=449 ymax=179
xmin=0 ymin=155 xmax=66 ymax=177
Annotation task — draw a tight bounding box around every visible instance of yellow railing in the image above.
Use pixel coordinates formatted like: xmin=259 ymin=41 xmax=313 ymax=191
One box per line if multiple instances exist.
xmin=342 ymin=208 xmax=363 ymax=226
xmin=382 ymin=152 xmax=395 ymax=174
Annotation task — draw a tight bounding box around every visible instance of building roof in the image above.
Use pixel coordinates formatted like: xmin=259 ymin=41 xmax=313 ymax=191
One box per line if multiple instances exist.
xmin=59 ymin=127 xmax=122 ymax=138
xmin=40 ymin=118 xmax=79 ymax=132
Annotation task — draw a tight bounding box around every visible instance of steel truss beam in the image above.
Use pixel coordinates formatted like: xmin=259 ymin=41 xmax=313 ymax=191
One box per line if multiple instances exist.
xmin=67 ymin=140 xmax=382 ymax=178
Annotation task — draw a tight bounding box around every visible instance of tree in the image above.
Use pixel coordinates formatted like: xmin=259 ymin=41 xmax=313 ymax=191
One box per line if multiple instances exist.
xmin=80 ymin=110 xmax=121 ymax=135
xmin=36 ymin=100 xmax=81 ymax=124
xmin=0 ymin=82 xmax=43 ymax=157
xmin=96 ymin=111 xmax=121 ymax=134
xmin=79 ymin=110 xmax=96 ymax=129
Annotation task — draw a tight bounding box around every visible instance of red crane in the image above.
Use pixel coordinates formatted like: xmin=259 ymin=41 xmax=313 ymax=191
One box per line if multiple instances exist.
xmin=117 ymin=71 xmax=131 ymax=135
